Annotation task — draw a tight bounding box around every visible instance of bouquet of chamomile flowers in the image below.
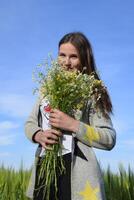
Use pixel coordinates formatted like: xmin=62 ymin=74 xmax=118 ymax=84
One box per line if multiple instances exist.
xmin=33 ymin=58 xmax=106 ymax=200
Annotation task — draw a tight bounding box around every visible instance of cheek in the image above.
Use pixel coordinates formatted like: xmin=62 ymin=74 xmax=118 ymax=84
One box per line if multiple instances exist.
xmin=58 ymin=56 xmax=65 ymax=66
xmin=72 ymin=59 xmax=81 ymax=69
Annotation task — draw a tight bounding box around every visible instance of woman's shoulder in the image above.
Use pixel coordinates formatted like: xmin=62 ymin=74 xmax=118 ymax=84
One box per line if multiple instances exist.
xmin=86 ymin=98 xmax=112 ymax=120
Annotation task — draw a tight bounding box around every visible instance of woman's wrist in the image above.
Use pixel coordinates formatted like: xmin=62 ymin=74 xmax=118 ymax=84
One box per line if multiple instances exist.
xmin=32 ymin=130 xmax=42 ymax=143
xmin=71 ymin=119 xmax=80 ymax=133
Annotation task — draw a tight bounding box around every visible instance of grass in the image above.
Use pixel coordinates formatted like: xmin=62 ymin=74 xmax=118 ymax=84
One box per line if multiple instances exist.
xmin=103 ymin=164 xmax=134 ymax=200
xmin=0 ymin=162 xmax=30 ymax=200
xmin=0 ymin=163 xmax=134 ymax=200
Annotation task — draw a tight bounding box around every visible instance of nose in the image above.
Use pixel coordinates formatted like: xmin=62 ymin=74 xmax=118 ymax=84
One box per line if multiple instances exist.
xmin=64 ymin=57 xmax=71 ymax=66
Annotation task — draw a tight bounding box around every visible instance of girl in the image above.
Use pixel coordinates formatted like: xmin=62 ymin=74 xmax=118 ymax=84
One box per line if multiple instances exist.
xmin=25 ymin=32 xmax=116 ymax=200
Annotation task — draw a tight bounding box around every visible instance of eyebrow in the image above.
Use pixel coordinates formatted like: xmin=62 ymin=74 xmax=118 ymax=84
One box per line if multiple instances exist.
xmin=58 ymin=52 xmax=78 ymax=57
xmin=58 ymin=52 xmax=65 ymax=55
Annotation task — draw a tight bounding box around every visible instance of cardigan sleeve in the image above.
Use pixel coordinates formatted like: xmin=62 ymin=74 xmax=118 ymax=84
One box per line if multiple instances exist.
xmin=24 ymin=98 xmax=42 ymax=143
xmin=75 ymin=104 xmax=116 ymax=151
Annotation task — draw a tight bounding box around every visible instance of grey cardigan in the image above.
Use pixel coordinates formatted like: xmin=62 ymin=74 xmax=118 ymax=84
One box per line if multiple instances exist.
xmin=25 ymin=98 xmax=116 ymax=200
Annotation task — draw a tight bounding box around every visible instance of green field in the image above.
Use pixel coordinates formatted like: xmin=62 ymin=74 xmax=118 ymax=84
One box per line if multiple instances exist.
xmin=0 ymin=163 xmax=134 ymax=200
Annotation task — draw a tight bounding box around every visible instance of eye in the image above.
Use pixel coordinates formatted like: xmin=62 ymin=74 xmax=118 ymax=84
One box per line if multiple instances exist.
xmin=59 ymin=53 xmax=66 ymax=57
xmin=70 ymin=54 xmax=78 ymax=59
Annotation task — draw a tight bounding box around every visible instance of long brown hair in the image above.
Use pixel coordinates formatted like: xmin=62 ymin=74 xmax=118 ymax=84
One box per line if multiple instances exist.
xmin=58 ymin=32 xmax=113 ymax=115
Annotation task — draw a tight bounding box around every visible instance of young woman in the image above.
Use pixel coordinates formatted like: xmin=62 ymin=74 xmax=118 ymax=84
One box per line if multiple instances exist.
xmin=25 ymin=32 xmax=116 ymax=200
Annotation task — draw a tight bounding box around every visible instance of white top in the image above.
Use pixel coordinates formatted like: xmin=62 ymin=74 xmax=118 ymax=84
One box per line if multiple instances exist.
xmin=39 ymin=98 xmax=72 ymax=157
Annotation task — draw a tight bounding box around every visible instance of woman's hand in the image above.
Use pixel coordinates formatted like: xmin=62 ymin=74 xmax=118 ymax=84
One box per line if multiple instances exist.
xmin=34 ymin=129 xmax=62 ymax=150
xmin=49 ymin=109 xmax=80 ymax=132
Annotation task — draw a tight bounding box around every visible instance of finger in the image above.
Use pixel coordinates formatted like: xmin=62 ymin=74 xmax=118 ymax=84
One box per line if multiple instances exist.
xmin=49 ymin=118 xmax=59 ymax=124
xmin=49 ymin=113 xmax=61 ymax=121
xmin=44 ymin=137 xmax=58 ymax=144
xmin=45 ymin=130 xmax=60 ymax=139
xmin=49 ymin=122 xmax=59 ymax=129
xmin=49 ymin=112 xmax=57 ymax=118
xmin=42 ymin=129 xmax=62 ymax=138
xmin=40 ymin=132 xmax=57 ymax=143
xmin=50 ymin=109 xmax=60 ymax=114
xmin=45 ymin=146 xmax=53 ymax=150
xmin=51 ymin=129 xmax=62 ymax=136
xmin=48 ymin=132 xmax=59 ymax=140
xmin=41 ymin=143 xmax=53 ymax=150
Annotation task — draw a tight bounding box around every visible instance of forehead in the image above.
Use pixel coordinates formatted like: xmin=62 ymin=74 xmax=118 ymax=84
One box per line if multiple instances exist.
xmin=59 ymin=43 xmax=78 ymax=54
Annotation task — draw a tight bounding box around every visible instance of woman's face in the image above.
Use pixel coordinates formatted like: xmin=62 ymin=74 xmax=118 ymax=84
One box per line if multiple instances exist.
xmin=58 ymin=43 xmax=81 ymax=71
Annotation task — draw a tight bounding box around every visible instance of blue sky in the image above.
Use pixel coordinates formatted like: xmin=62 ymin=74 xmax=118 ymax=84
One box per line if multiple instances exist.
xmin=0 ymin=0 xmax=134 ymax=172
